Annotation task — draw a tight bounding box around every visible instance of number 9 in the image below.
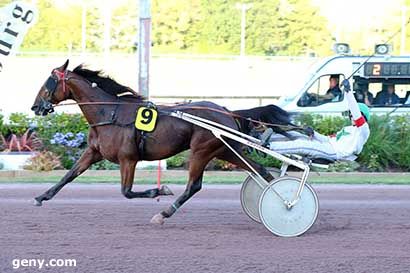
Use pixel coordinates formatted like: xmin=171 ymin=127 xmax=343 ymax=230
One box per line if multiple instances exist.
xmin=141 ymin=109 xmax=153 ymax=124
xmin=135 ymin=107 xmax=158 ymax=132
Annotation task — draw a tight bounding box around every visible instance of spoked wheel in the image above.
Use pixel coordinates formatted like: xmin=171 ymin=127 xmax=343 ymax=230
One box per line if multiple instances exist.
xmin=240 ymin=169 xmax=280 ymax=223
xmin=258 ymin=177 xmax=319 ymax=237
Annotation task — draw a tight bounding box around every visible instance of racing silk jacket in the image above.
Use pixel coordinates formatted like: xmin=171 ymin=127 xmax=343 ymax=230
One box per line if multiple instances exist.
xmin=313 ymin=91 xmax=370 ymax=161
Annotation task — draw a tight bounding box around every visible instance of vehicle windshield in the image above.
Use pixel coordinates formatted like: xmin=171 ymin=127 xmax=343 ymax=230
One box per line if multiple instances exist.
xmin=277 ymin=57 xmax=325 ymax=106
xmin=353 ymin=77 xmax=410 ymax=107
xmin=297 ymin=74 xmax=345 ymax=107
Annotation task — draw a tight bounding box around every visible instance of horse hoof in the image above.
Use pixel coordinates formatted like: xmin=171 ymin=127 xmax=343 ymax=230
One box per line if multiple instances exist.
xmin=150 ymin=213 xmax=165 ymax=225
xmin=160 ymin=185 xmax=174 ymax=196
xmin=33 ymin=199 xmax=42 ymax=207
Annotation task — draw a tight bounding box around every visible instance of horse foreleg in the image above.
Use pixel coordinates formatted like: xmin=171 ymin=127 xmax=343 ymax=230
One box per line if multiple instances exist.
xmin=120 ymin=159 xmax=173 ymax=199
xmin=34 ymin=147 xmax=102 ymax=206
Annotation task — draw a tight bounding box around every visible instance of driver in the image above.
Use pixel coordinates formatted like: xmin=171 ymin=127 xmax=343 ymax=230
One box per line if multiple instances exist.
xmin=261 ymin=80 xmax=370 ymax=161
xmin=299 ymin=75 xmax=342 ymax=106
xmin=320 ymin=74 xmax=342 ymax=102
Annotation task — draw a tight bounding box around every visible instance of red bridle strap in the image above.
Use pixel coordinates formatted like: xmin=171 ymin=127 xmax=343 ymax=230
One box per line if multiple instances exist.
xmin=53 ymin=69 xmax=67 ymax=94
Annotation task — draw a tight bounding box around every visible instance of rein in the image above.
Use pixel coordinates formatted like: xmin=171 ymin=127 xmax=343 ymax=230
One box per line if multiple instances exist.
xmin=52 ymin=101 xmax=303 ymax=130
xmin=89 ymin=98 xmax=122 ymax=128
xmin=47 ymin=70 xmax=302 ymax=130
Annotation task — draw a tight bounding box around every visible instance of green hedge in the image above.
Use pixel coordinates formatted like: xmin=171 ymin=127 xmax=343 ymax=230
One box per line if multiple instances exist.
xmin=359 ymin=115 xmax=410 ymax=171
xmin=0 ymin=112 xmax=88 ymax=139
xmin=0 ymin=112 xmax=89 ymax=169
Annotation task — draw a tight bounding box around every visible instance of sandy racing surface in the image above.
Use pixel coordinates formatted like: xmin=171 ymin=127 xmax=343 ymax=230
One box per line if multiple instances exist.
xmin=1 ymin=183 xmax=410 ymax=273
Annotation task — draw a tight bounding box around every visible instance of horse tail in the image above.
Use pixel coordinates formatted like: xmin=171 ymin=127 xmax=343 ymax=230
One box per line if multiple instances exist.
xmin=233 ymin=104 xmax=294 ymax=136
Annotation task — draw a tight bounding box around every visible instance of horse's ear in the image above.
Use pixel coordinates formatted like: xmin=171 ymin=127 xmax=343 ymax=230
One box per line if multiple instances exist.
xmin=61 ymin=59 xmax=69 ymax=71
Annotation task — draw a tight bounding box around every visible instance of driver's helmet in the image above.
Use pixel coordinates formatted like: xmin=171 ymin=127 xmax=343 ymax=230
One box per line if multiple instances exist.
xmin=358 ymin=103 xmax=371 ymax=122
xmin=342 ymin=103 xmax=371 ymax=122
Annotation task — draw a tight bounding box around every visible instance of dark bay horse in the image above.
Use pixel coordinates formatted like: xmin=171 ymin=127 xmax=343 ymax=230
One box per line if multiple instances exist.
xmin=31 ymin=60 xmax=296 ymax=225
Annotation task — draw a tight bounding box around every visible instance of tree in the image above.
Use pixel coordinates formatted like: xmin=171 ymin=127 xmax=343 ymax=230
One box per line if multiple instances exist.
xmin=14 ymin=0 xmax=333 ymax=56
xmin=246 ymin=0 xmax=332 ymax=56
xmin=110 ymin=0 xmax=138 ymax=53
xmin=21 ymin=0 xmax=83 ymax=52
xmin=196 ymin=0 xmax=240 ymax=54
xmin=84 ymin=2 xmax=104 ymax=53
xmin=152 ymin=0 xmax=202 ymax=51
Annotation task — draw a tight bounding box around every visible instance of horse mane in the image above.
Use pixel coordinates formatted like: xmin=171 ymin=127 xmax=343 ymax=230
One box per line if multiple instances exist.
xmin=73 ymin=65 xmax=145 ymax=101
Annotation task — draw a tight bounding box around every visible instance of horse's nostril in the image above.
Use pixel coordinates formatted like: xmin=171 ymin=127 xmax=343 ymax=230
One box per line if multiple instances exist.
xmin=31 ymin=105 xmax=38 ymax=111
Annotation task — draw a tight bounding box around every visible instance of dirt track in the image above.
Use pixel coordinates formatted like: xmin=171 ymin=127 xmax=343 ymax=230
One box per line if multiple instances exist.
xmin=1 ymin=183 xmax=410 ymax=273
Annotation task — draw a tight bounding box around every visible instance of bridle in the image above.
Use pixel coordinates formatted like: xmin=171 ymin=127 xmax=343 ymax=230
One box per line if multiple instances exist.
xmin=45 ymin=70 xmax=69 ymax=96
xmin=41 ymin=69 xmax=126 ymax=128
xmin=41 ymin=69 xmax=69 ymax=115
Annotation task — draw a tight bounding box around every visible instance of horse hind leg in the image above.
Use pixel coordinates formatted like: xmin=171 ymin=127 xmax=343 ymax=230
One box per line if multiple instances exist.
xmin=150 ymin=144 xmax=272 ymax=225
xmin=151 ymin=168 xmax=204 ymax=225
xmin=150 ymin=146 xmax=219 ymax=225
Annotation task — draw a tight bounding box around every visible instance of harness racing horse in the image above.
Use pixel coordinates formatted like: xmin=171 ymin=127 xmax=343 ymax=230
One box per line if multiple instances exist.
xmin=31 ymin=60 xmax=298 ymax=225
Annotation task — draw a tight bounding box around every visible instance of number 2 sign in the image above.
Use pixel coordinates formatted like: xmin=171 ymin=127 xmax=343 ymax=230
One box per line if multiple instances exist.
xmin=135 ymin=107 xmax=158 ymax=132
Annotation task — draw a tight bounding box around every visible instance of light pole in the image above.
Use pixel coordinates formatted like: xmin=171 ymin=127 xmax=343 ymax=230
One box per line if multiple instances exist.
xmin=236 ymin=3 xmax=252 ymax=57
xmin=139 ymin=0 xmax=151 ymax=98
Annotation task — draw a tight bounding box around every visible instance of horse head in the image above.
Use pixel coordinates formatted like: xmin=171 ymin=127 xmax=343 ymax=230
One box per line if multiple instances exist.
xmin=31 ymin=59 xmax=70 ymax=116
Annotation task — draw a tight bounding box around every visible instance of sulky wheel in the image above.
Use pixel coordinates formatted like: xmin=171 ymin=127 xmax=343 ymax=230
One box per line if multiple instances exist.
xmin=258 ymin=176 xmax=319 ymax=237
xmin=240 ymin=169 xmax=280 ymax=223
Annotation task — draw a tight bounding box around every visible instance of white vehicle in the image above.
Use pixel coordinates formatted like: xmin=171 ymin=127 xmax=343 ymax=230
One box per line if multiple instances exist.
xmin=277 ymin=44 xmax=410 ymax=115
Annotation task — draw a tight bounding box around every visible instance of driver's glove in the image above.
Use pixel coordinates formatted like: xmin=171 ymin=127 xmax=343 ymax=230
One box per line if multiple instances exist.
xmin=341 ymin=79 xmax=351 ymax=92
xmin=303 ymin=126 xmax=315 ymax=138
